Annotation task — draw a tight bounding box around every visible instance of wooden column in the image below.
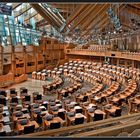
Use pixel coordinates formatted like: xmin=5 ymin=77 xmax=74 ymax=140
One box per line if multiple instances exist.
xmin=132 ymin=60 xmax=135 ymax=69
xmin=117 ymin=58 xmax=119 ymax=66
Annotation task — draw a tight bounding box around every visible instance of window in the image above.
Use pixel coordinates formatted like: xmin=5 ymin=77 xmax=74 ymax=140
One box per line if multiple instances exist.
xmin=38 ymin=61 xmax=43 ymax=65
xmin=27 ymin=62 xmax=35 ymax=66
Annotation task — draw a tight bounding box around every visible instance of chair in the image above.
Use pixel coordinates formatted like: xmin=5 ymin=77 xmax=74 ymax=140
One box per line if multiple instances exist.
xmin=11 ymin=97 xmax=18 ymax=103
xmin=0 ymin=98 xmax=6 ymax=106
xmin=18 ymin=119 xmax=29 ymax=125
xmin=50 ymin=122 xmax=61 ymax=129
xmin=51 ymin=106 xmax=59 ymax=112
xmin=0 ymin=131 xmax=6 ymax=136
xmin=42 ymin=102 xmax=48 ymax=109
xmin=32 ymin=103 xmax=39 ymax=109
xmin=67 ymin=112 xmax=75 ymax=117
xmin=50 ymin=102 xmax=56 ymax=106
xmin=10 ymin=88 xmax=17 ymax=97
xmin=45 ymin=114 xmax=54 ymax=121
xmin=63 ymin=92 xmax=69 ymax=98
xmin=58 ymin=111 xmax=65 ymax=120
xmin=21 ymin=88 xmax=28 ymax=94
xmin=75 ymin=108 xmax=83 ymax=114
xmin=0 ymin=91 xmax=7 ymax=97
xmin=74 ymin=117 xmax=84 ymax=125
xmin=24 ymin=95 xmax=30 ymax=101
xmin=34 ymin=108 xmax=41 ymax=115
xmin=110 ymin=108 xmax=122 ymax=117
xmin=93 ymin=113 xmax=104 ymax=121
xmin=81 ymin=96 xmax=88 ymax=102
xmin=14 ymin=111 xmax=23 ymax=117
xmin=24 ymin=95 xmax=31 ymax=104
xmin=35 ymin=95 xmax=42 ymax=104
xmin=23 ymin=125 xmax=35 ymax=134
xmin=36 ymin=95 xmax=42 ymax=100
xmin=22 ymin=109 xmax=29 ymax=114
xmin=15 ymin=105 xmax=22 ymax=111
xmin=36 ymin=114 xmax=42 ymax=125
xmin=27 ymin=105 xmax=31 ymax=113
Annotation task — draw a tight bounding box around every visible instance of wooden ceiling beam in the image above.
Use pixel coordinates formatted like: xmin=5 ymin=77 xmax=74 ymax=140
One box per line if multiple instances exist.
xmin=30 ymin=4 xmax=59 ymax=28
xmin=125 ymin=5 xmax=140 ymax=16
xmin=40 ymin=5 xmax=63 ymax=27
xmin=14 ymin=5 xmax=31 ymax=18
xmin=51 ymin=4 xmax=75 ymax=9
xmin=12 ymin=3 xmax=21 ymax=10
xmin=69 ymin=4 xmax=96 ymax=32
xmin=81 ymin=4 xmax=109 ymax=31
xmin=82 ymin=4 xmax=125 ymax=37
xmin=63 ymin=4 xmax=89 ymax=30
xmin=129 ymin=4 xmax=140 ymax=10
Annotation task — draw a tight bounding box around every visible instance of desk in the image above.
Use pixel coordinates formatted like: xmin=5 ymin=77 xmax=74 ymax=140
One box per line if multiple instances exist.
xmin=43 ymin=117 xmax=65 ymax=128
xmin=13 ymin=113 xmax=31 ymax=122
xmin=70 ymin=106 xmax=83 ymax=113
xmin=83 ymin=103 xmax=97 ymax=116
xmin=119 ymin=94 xmax=127 ymax=99
xmin=2 ymin=110 xmax=10 ymax=116
xmin=68 ymin=87 xmax=73 ymax=93
xmin=94 ymin=109 xmax=106 ymax=115
xmin=16 ymin=120 xmax=39 ymax=132
xmin=0 ymin=116 xmax=10 ymax=123
xmin=67 ymin=113 xmax=87 ymax=126
xmin=87 ymin=112 xmax=94 ymax=122
xmin=32 ymin=110 xmax=49 ymax=119
xmin=110 ymin=96 xmax=120 ymax=103
xmin=51 ymin=108 xmax=66 ymax=116
xmin=104 ymin=105 xmax=120 ymax=118
xmin=3 ymin=106 xmax=8 ymax=111
xmin=0 ymin=125 xmax=12 ymax=134
xmin=129 ymin=98 xmax=140 ymax=113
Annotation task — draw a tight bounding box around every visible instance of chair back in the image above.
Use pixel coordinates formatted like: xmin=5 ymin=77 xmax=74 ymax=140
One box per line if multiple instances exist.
xmin=10 ymin=88 xmax=16 ymax=94
xmin=22 ymin=109 xmax=29 ymax=114
xmin=36 ymin=114 xmax=42 ymax=125
xmin=83 ymin=96 xmax=88 ymax=102
xmin=115 ymin=108 xmax=122 ymax=117
xmin=75 ymin=108 xmax=83 ymax=114
xmin=0 ymin=131 xmax=6 ymax=136
xmin=42 ymin=103 xmax=48 ymax=109
xmin=75 ymin=117 xmax=84 ymax=125
xmin=94 ymin=113 xmax=103 ymax=121
xmin=50 ymin=122 xmax=61 ymax=129
xmin=25 ymin=95 xmax=31 ymax=102
xmin=0 ymin=91 xmax=7 ymax=97
xmin=0 ymin=98 xmax=6 ymax=106
xmin=11 ymin=97 xmax=18 ymax=103
xmin=24 ymin=125 xmax=35 ymax=134
xmin=58 ymin=111 xmax=65 ymax=120
xmin=37 ymin=95 xmax=42 ymax=100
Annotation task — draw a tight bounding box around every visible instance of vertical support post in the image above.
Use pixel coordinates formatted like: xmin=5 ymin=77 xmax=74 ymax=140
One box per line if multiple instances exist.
xmin=117 ymin=58 xmax=119 ymax=66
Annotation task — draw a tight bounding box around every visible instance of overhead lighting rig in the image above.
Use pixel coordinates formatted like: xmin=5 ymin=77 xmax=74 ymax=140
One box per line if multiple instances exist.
xmin=107 ymin=7 xmax=122 ymax=32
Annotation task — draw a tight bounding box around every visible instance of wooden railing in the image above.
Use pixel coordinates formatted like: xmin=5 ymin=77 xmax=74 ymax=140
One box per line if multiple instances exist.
xmin=0 ymin=72 xmax=14 ymax=88
xmin=0 ymin=73 xmax=28 ymax=88
xmin=15 ymin=74 xmax=28 ymax=84
xmin=66 ymin=49 xmax=140 ymax=61
xmin=16 ymin=112 xmax=140 ymax=137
